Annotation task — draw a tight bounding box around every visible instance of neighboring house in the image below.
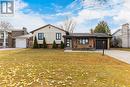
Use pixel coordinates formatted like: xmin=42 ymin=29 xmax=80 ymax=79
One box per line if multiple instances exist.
xmin=0 ymin=27 xmax=28 ymax=48
xmin=112 ymin=23 xmax=130 ymax=48
xmin=63 ymin=33 xmax=111 ymax=50
xmin=30 ymin=24 xmax=68 ymax=48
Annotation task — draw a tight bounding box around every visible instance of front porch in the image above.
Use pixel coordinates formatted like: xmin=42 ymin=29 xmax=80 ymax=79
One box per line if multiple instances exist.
xmin=63 ymin=33 xmax=111 ymax=50
xmin=64 ymin=36 xmax=96 ymax=50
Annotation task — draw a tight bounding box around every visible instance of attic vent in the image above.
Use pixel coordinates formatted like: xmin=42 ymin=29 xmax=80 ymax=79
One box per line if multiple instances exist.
xmin=49 ymin=26 xmax=51 ymax=29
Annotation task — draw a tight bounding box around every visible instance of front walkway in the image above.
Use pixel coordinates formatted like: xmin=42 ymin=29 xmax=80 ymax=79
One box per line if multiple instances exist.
xmin=65 ymin=50 xmax=130 ymax=64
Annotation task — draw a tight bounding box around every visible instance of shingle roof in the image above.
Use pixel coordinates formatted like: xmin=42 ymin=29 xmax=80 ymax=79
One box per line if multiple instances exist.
xmin=68 ymin=33 xmax=95 ymax=37
xmin=15 ymin=34 xmax=33 ymax=39
xmin=93 ymin=33 xmax=112 ymax=37
xmin=63 ymin=33 xmax=112 ymax=38
xmin=112 ymin=29 xmax=121 ymax=35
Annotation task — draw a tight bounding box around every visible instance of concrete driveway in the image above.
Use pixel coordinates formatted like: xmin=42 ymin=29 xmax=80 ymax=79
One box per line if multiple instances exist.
xmin=0 ymin=48 xmax=18 ymax=51
xmin=97 ymin=50 xmax=130 ymax=64
xmin=65 ymin=50 xmax=130 ymax=64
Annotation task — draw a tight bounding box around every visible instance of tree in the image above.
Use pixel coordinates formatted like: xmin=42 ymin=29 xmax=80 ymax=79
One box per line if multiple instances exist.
xmin=43 ymin=37 xmax=47 ymax=48
xmin=33 ymin=36 xmax=39 ymax=48
xmin=60 ymin=41 xmax=64 ymax=49
xmin=60 ymin=17 xmax=76 ymax=33
xmin=112 ymin=37 xmax=122 ymax=48
xmin=0 ymin=21 xmax=13 ymax=30
xmin=0 ymin=21 xmax=13 ymax=48
xmin=94 ymin=21 xmax=111 ymax=34
xmin=52 ymin=40 xmax=57 ymax=48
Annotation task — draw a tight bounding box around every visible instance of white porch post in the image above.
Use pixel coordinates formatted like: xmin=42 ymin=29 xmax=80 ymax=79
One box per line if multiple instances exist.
xmin=107 ymin=38 xmax=110 ymax=49
xmin=3 ymin=31 xmax=6 ymax=48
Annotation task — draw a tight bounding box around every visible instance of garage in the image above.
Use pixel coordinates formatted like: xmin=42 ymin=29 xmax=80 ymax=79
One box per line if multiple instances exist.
xmin=15 ymin=34 xmax=32 ymax=48
xmin=16 ymin=38 xmax=27 ymax=48
xmin=96 ymin=39 xmax=107 ymax=49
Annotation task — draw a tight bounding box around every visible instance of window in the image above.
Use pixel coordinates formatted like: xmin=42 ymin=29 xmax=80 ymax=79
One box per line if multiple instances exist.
xmin=56 ymin=33 xmax=61 ymax=40
xmin=66 ymin=39 xmax=70 ymax=47
xmin=80 ymin=38 xmax=88 ymax=45
xmin=1 ymin=33 xmax=4 ymax=38
xmin=38 ymin=33 xmax=44 ymax=40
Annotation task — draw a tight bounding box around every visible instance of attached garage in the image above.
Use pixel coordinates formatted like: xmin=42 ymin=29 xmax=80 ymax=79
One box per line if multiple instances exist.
xmin=96 ymin=39 xmax=107 ymax=49
xmin=16 ymin=38 xmax=27 ymax=48
xmin=15 ymin=34 xmax=32 ymax=48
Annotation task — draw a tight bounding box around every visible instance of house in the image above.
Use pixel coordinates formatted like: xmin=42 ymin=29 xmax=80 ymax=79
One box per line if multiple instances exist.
xmin=112 ymin=23 xmax=130 ymax=48
xmin=63 ymin=33 xmax=111 ymax=50
xmin=0 ymin=27 xmax=28 ymax=48
xmin=29 ymin=24 xmax=111 ymax=49
xmin=30 ymin=24 xmax=68 ymax=48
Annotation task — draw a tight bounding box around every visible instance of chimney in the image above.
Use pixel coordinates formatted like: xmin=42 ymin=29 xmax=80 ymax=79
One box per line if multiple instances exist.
xmin=122 ymin=23 xmax=130 ymax=48
xmin=23 ymin=27 xmax=27 ymax=35
xmin=122 ymin=23 xmax=129 ymax=30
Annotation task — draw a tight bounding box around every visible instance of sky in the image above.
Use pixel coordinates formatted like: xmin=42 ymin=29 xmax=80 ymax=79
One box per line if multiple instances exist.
xmin=0 ymin=0 xmax=130 ymax=33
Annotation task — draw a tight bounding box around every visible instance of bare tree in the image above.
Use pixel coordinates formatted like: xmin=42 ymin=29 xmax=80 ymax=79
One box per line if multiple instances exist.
xmin=0 ymin=21 xmax=13 ymax=30
xmin=112 ymin=37 xmax=122 ymax=48
xmin=60 ymin=17 xmax=76 ymax=33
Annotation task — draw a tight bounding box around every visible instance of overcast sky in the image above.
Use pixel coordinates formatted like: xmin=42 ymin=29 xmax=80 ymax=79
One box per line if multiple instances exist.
xmin=0 ymin=0 xmax=130 ymax=33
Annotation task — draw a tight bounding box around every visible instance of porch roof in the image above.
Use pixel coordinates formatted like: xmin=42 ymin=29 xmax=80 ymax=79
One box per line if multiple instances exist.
xmin=63 ymin=33 xmax=112 ymax=38
xmin=63 ymin=33 xmax=96 ymax=37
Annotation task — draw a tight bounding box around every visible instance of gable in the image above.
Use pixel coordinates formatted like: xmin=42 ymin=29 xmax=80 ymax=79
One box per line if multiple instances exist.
xmin=30 ymin=24 xmax=67 ymax=34
xmin=112 ymin=29 xmax=121 ymax=36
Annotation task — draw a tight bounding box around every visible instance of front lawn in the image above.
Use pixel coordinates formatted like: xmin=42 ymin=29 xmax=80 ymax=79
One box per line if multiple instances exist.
xmin=0 ymin=49 xmax=130 ymax=87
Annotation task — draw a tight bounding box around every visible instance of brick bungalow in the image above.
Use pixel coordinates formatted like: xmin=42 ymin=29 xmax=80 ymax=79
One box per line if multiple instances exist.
xmin=63 ymin=33 xmax=112 ymax=50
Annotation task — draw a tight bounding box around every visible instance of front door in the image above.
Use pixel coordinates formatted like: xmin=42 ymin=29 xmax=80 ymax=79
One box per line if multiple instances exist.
xmin=66 ymin=38 xmax=72 ymax=48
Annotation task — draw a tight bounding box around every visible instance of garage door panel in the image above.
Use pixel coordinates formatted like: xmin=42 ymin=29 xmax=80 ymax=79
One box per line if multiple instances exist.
xmin=16 ymin=39 xmax=26 ymax=48
xmin=96 ymin=40 xmax=107 ymax=49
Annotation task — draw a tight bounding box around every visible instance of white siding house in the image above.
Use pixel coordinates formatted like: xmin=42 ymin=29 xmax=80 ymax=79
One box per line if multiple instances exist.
xmin=30 ymin=24 xmax=67 ymax=48
xmin=112 ymin=23 xmax=130 ymax=48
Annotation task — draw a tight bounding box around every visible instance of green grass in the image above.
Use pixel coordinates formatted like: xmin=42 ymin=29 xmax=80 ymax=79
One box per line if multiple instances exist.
xmin=0 ymin=49 xmax=130 ymax=87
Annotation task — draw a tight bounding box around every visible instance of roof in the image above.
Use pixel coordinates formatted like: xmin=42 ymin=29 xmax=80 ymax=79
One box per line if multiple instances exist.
xmin=112 ymin=29 xmax=121 ymax=35
xmin=93 ymin=33 xmax=112 ymax=37
xmin=63 ymin=33 xmax=112 ymax=38
xmin=30 ymin=24 xmax=68 ymax=33
xmin=64 ymin=33 xmax=96 ymax=37
xmin=0 ymin=29 xmax=12 ymax=32
xmin=0 ymin=28 xmax=27 ymax=33
xmin=15 ymin=34 xmax=33 ymax=39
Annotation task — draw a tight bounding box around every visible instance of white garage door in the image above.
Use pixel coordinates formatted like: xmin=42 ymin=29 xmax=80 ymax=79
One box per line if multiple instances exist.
xmin=16 ymin=38 xmax=27 ymax=48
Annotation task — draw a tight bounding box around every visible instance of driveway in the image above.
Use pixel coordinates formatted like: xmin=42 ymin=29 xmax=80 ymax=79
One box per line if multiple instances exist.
xmin=98 ymin=50 xmax=130 ymax=64
xmin=0 ymin=48 xmax=18 ymax=51
xmin=65 ymin=50 xmax=130 ymax=64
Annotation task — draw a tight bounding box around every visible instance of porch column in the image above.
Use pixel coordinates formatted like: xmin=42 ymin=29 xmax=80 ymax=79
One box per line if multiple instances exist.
xmin=107 ymin=38 xmax=110 ymax=49
xmin=72 ymin=37 xmax=74 ymax=48
xmin=64 ymin=37 xmax=66 ymax=48
xmin=93 ymin=38 xmax=96 ymax=49
xmin=3 ymin=31 xmax=6 ymax=48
